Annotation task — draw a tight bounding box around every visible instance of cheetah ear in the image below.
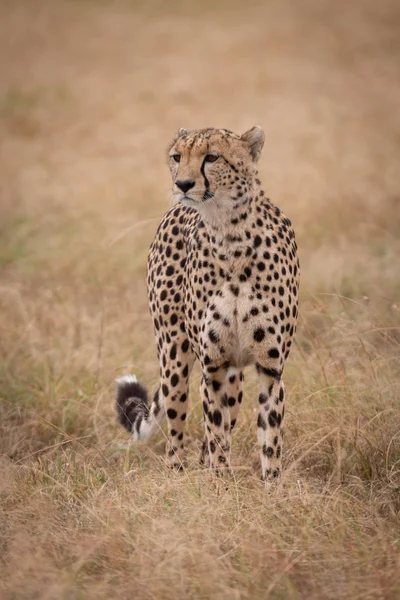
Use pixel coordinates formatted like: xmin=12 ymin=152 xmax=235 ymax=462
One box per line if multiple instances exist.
xmin=241 ymin=126 xmax=265 ymax=162
xmin=169 ymin=128 xmax=189 ymax=150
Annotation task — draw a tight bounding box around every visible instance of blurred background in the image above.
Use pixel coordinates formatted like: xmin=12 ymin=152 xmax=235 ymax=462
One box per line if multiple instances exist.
xmin=1 ymin=1 xmax=400 ymax=599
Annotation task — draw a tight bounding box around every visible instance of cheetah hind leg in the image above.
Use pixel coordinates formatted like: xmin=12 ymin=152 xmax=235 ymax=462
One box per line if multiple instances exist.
xmin=116 ymin=362 xmax=193 ymax=471
xmin=159 ymin=341 xmax=195 ymax=470
xmin=116 ymin=333 xmax=194 ymax=471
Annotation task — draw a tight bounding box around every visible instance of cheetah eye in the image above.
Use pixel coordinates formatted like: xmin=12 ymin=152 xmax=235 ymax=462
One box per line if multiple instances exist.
xmin=204 ymin=154 xmax=219 ymax=163
xmin=172 ymin=154 xmax=181 ymax=163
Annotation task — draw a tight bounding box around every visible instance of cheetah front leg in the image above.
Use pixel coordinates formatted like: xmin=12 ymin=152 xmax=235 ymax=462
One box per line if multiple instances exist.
xmin=256 ymin=364 xmax=285 ymax=482
xmin=199 ymin=368 xmax=243 ymax=468
xmin=200 ymin=365 xmax=244 ymax=475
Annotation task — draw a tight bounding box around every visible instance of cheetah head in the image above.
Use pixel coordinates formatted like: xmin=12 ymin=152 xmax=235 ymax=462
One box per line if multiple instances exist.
xmin=168 ymin=126 xmax=264 ymax=223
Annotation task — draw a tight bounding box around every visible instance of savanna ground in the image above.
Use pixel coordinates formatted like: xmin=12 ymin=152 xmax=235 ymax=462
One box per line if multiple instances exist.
xmin=1 ymin=0 xmax=400 ymax=598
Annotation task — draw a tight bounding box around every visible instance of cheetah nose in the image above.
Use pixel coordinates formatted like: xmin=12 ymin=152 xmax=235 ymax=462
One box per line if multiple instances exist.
xmin=175 ymin=179 xmax=195 ymax=193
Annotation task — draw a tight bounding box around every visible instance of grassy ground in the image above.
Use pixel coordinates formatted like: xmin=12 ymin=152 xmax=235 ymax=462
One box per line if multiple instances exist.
xmin=1 ymin=0 xmax=400 ymax=598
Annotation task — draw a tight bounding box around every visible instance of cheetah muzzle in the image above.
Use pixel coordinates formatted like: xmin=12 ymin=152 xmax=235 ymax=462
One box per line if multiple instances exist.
xmin=115 ymin=126 xmax=300 ymax=482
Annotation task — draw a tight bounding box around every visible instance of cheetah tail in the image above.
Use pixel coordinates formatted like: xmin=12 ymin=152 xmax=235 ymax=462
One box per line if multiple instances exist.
xmin=115 ymin=375 xmax=166 ymax=441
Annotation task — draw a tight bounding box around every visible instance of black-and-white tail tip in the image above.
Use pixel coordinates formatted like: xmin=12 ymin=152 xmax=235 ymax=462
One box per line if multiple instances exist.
xmin=115 ymin=375 xmax=165 ymax=441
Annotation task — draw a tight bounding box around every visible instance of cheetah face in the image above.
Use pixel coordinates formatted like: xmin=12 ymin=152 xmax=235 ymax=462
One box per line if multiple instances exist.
xmin=168 ymin=126 xmax=264 ymax=222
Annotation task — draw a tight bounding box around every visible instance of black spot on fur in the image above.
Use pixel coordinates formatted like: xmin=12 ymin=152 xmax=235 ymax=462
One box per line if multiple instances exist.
xmin=253 ymin=328 xmax=265 ymax=342
xmin=213 ymin=410 xmax=222 ymax=427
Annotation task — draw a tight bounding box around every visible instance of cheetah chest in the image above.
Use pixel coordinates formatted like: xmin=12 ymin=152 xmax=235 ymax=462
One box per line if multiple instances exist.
xmin=203 ymin=281 xmax=271 ymax=369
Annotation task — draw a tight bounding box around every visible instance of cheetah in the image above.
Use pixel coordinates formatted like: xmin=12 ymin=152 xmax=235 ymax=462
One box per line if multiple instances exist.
xmin=116 ymin=126 xmax=300 ymax=481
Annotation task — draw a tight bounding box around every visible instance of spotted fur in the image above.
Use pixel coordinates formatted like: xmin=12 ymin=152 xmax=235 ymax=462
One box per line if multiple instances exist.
xmin=116 ymin=126 xmax=300 ymax=481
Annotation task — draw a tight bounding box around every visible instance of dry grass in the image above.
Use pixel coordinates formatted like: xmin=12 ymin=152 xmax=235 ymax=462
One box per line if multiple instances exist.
xmin=1 ymin=0 xmax=400 ymax=598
